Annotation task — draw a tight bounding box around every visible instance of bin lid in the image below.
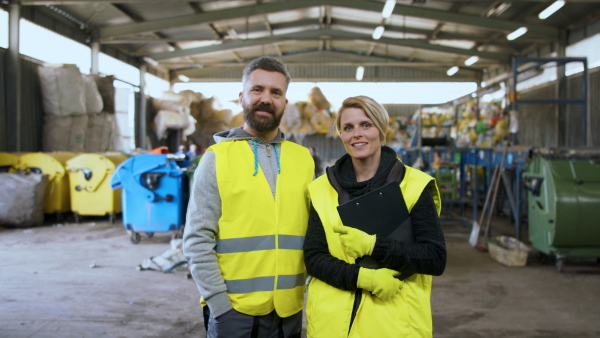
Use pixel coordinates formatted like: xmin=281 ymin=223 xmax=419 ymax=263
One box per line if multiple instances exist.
xmin=548 ymin=159 xmax=600 ymax=183
xmin=17 ymin=152 xmax=78 ymax=180
xmin=0 ymin=152 xmax=20 ymax=167
xmin=66 ymin=153 xmax=127 ymax=192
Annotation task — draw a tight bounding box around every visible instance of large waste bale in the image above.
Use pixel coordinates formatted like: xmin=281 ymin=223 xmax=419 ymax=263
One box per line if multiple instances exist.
xmin=0 ymin=173 xmax=49 ymax=227
xmin=43 ymin=114 xmax=89 ymax=152
xmin=38 ymin=64 xmax=86 ymax=116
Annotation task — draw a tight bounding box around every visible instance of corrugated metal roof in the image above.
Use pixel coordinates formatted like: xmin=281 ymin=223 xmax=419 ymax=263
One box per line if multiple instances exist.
xmin=8 ymin=0 xmax=600 ymax=85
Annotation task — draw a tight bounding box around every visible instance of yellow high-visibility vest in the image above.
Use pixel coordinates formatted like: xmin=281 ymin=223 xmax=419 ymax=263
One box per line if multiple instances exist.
xmin=212 ymin=139 xmax=313 ymax=317
xmin=306 ymin=164 xmax=441 ymax=337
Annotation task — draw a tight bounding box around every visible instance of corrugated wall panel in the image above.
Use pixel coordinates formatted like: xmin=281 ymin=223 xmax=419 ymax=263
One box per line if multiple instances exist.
xmin=517 ymin=84 xmax=558 ymax=147
xmin=189 ymin=62 xmax=474 ymax=82
xmin=300 ymin=133 xmax=346 ymax=164
xmin=383 ymin=104 xmax=420 ymax=119
xmin=589 ymin=68 xmax=600 ymax=147
xmin=516 ymin=67 xmax=599 ymax=148
xmin=0 ymin=49 xmax=7 ymax=151
xmin=566 ymin=74 xmax=586 ymax=147
xmin=20 ymin=57 xmax=45 ymax=152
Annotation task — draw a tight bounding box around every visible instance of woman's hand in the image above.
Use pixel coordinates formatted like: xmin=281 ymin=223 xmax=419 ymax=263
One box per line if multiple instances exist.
xmin=357 ymin=267 xmax=404 ymax=301
xmin=333 ymin=225 xmax=376 ymax=258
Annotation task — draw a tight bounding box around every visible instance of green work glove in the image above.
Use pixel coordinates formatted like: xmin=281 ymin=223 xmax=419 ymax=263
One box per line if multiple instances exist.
xmin=357 ymin=267 xmax=403 ymax=301
xmin=332 ymin=225 xmax=376 ymax=258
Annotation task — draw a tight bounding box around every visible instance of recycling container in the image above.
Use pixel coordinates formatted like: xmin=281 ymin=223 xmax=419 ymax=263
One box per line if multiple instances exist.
xmin=16 ymin=152 xmax=77 ymax=219
xmin=110 ymin=154 xmax=189 ymax=244
xmin=186 ymin=154 xmax=203 ymax=192
xmin=524 ymin=155 xmax=600 ymax=272
xmin=435 ymin=163 xmax=459 ymax=201
xmin=0 ymin=152 xmax=19 ymax=172
xmin=66 ymin=152 xmax=128 ymax=223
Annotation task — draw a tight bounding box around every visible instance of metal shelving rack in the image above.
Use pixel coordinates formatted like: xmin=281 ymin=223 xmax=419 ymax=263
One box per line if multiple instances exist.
xmin=512 ymin=57 xmax=589 ymax=146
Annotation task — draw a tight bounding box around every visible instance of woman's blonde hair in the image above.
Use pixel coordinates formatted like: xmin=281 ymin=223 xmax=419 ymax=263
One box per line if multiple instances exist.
xmin=335 ymin=95 xmax=389 ymax=142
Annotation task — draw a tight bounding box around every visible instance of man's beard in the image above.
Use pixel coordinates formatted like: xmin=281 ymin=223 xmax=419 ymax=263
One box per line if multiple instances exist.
xmin=243 ymin=102 xmax=284 ymax=133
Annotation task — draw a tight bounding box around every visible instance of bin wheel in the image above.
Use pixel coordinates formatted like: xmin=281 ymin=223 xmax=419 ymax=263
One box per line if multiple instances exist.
xmin=536 ymin=252 xmax=548 ymax=264
xmin=145 ymin=232 xmax=155 ymax=238
xmin=74 ymin=213 xmax=81 ymax=223
xmin=109 ymin=214 xmax=115 ymax=224
xmin=130 ymin=232 xmax=141 ymax=244
xmin=556 ymin=258 xmax=565 ymax=273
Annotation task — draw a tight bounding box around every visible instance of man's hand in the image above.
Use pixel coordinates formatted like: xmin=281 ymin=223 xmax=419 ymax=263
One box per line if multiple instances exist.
xmin=332 ymin=225 xmax=376 ymax=258
xmin=357 ymin=268 xmax=404 ymax=301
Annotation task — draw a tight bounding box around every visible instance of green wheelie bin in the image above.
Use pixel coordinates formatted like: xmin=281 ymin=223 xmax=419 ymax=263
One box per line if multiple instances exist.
xmin=524 ymin=154 xmax=600 ymax=272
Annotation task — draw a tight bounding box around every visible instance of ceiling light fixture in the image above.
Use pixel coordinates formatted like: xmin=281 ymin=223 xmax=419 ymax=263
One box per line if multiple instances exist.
xmin=143 ymin=56 xmax=159 ymax=67
xmin=372 ymin=26 xmax=385 ymax=40
xmin=464 ymin=56 xmax=479 ymax=66
xmin=447 ymin=66 xmax=459 ymax=76
xmin=382 ymin=0 xmax=396 ymax=19
xmin=227 ymin=28 xmax=240 ymax=40
xmin=178 ymin=74 xmax=190 ymax=82
xmin=507 ymin=27 xmax=528 ymax=40
xmin=538 ymin=0 xmax=565 ymax=20
xmin=356 ymin=66 xmax=365 ymax=81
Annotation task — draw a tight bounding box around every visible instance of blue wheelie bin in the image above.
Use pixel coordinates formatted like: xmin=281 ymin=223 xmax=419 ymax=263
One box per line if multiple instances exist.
xmin=111 ymin=154 xmax=189 ymax=244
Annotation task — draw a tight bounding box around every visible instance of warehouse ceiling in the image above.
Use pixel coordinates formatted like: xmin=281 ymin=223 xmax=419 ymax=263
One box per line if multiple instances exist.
xmin=15 ymin=0 xmax=600 ymax=84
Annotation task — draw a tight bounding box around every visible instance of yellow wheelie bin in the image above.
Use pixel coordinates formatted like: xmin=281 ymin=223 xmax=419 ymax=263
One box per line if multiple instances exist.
xmin=16 ymin=151 xmax=77 ymax=221
xmin=0 ymin=152 xmax=20 ymax=172
xmin=66 ymin=152 xmax=128 ymax=223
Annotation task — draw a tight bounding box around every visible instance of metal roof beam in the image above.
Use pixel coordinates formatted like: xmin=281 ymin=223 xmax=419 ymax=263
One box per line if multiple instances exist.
xmin=144 ymin=28 xmax=511 ymax=63
xmin=340 ymin=0 xmax=559 ymax=39
xmin=96 ymin=0 xmax=559 ymax=40
xmin=99 ymin=0 xmax=327 ymax=39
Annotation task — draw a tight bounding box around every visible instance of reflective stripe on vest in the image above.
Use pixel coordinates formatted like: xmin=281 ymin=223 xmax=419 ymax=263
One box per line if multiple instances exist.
xmin=224 ymin=273 xmax=306 ymax=294
xmin=306 ymin=163 xmax=441 ymax=338
xmin=211 ymin=139 xmax=313 ymax=317
xmin=215 ymin=235 xmax=304 ymax=254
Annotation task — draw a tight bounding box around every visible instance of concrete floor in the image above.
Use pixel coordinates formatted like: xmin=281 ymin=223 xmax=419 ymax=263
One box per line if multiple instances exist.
xmin=1 ymin=214 xmax=600 ymax=338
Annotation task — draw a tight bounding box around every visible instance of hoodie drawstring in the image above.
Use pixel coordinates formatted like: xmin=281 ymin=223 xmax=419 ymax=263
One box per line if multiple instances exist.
xmin=251 ymin=139 xmax=281 ymax=176
xmin=272 ymin=143 xmax=281 ymax=174
xmin=252 ymin=139 xmax=259 ymax=176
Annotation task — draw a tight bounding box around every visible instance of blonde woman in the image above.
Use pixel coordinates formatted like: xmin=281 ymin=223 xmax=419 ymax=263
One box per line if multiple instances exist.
xmin=304 ymin=95 xmax=446 ymax=337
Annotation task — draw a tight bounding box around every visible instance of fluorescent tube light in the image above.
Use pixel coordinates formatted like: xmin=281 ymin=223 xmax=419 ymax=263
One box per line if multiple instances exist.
xmin=178 ymin=74 xmax=190 ymax=82
xmin=143 ymin=57 xmax=159 ymax=66
xmin=227 ymin=28 xmax=240 ymax=40
xmin=538 ymin=0 xmax=565 ymax=20
xmin=356 ymin=66 xmax=365 ymax=81
xmin=464 ymin=56 xmax=479 ymax=66
xmin=382 ymin=0 xmax=396 ymax=19
xmin=372 ymin=26 xmax=385 ymax=40
xmin=507 ymin=27 xmax=528 ymax=41
xmin=447 ymin=66 xmax=459 ymax=76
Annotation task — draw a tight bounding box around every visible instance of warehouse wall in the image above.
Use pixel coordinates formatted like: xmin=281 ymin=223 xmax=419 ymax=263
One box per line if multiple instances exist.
xmin=19 ymin=56 xmax=45 ymax=152
xmin=517 ymin=67 xmax=599 ymax=147
xmin=0 ymin=50 xmax=6 ymax=151
xmin=0 ymin=50 xmax=45 ymax=152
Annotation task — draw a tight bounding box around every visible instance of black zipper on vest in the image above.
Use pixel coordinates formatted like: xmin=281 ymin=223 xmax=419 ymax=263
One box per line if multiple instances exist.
xmin=348 ymin=289 xmax=362 ymax=334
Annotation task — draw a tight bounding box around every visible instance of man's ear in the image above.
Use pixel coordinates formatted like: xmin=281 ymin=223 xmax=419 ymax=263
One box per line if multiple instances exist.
xmin=239 ymin=92 xmax=244 ymax=106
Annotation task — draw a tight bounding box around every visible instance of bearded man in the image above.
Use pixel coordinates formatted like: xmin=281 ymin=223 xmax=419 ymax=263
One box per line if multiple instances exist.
xmin=183 ymin=56 xmax=314 ymax=338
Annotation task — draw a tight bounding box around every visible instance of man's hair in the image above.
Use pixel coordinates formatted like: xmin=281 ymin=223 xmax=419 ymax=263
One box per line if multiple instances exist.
xmin=242 ymin=56 xmax=291 ymax=88
xmin=335 ymin=95 xmax=389 ymax=142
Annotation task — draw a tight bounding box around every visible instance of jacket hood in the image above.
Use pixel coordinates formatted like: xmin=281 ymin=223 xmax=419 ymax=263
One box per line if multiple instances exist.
xmin=213 ymin=126 xmax=286 ymax=144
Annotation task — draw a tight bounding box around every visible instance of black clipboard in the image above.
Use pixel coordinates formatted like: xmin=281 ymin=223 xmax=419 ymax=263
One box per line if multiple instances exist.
xmin=336 ymin=181 xmax=414 ymax=280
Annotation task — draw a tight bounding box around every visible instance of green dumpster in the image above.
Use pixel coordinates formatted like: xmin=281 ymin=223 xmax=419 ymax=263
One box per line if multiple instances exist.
xmin=524 ymin=155 xmax=600 ymax=272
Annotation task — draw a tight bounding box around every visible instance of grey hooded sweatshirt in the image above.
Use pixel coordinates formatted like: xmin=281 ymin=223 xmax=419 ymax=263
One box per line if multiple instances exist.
xmin=182 ymin=127 xmax=287 ymax=318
